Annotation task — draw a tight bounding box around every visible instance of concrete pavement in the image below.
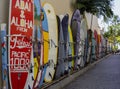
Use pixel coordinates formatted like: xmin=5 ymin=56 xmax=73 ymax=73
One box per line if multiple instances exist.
xmin=63 ymin=55 xmax=120 ymax=89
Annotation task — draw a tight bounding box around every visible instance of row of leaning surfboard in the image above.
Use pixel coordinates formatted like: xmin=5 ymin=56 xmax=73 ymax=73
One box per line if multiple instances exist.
xmin=0 ymin=1 xmax=113 ymax=89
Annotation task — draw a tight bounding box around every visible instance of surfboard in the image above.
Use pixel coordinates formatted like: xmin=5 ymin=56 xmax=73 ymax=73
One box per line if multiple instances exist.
xmin=91 ymin=31 xmax=96 ymax=61
xmin=24 ymin=0 xmax=43 ymax=88
xmin=98 ymin=34 xmax=101 ymax=58
xmin=80 ymin=17 xmax=88 ymax=66
xmin=103 ymin=38 xmax=106 ymax=55
xmin=8 ymin=0 xmax=34 ymax=89
xmin=38 ymin=7 xmax=49 ymax=88
xmin=1 ymin=23 xmax=8 ymax=89
xmin=101 ymin=35 xmax=105 ymax=57
xmin=71 ymin=9 xmax=81 ymax=69
xmin=94 ymin=30 xmax=99 ymax=60
xmin=61 ymin=14 xmax=69 ymax=74
xmin=80 ymin=33 xmax=85 ymax=67
xmin=33 ymin=26 xmax=43 ymax=89
xmin=86 ymin=29 xmax=92 ymax=63
xmin=33 ymin=0 xmax=44 ymax=88
xmin=105 ymin=38 xmax=107 ymax=54
xmin=100 ymin=35 xmax=103 ymax=57
xmin=68 ymin=25 xmax=74 ymax=69
xmin=55 ymin=15 xmax=65 ymax=79
xmin=79 ymin=20 xmax=86 ymax=67
xmin=86 ymin=31 xmax=89 ymax=64
xmin=25 ymin=44 xmax=35 ymax=89
xmin=43 ymin=3 xmax=58 ymax=82
xmin=96 ymin=34 xmax=99 ymax=58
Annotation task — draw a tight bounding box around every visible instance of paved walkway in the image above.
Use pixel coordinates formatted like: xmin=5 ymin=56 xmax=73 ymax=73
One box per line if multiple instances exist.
xmin=63 ymin=55 xmax=120 ymax=89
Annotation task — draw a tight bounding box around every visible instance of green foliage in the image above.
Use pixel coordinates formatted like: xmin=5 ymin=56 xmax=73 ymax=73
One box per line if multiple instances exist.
xmin=113 ymin=45 xmax=118 ymax=51
xmin=116 ymin=36 xmax=120 ymax=43
xmin=104 ymin=15 xmax=120 ymax=49
xmin=71 ymin=0 xmax=119 ymax=49
xmin=72 ymin=0 xmax=114 ymax=22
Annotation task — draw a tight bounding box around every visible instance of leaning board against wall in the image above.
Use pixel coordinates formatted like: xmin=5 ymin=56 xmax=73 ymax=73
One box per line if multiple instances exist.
xmin=42 ymin=0 xmax=73 ymax=23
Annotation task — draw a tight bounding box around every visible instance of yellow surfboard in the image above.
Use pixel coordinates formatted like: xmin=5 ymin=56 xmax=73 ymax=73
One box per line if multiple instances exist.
xmin=43 ymin=26 xmax=49 ymax=64
xmin=43 ymin=3 xmax=58 ymax=82
xmin=34 ymin=58 xmax=38 ymax=79
xmin=68 ymin=25 xmax=74 ymax=68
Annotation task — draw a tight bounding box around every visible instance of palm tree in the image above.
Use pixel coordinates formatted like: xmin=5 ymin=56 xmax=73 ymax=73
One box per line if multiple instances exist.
xmin=104 ymin=15 xmax=120 ymax=50
xmin=71 ymin=0 xmax=114 ymax=22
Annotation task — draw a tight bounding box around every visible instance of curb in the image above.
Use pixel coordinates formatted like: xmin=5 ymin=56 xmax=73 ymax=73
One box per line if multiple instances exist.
xmin=41 ymin=54 xmax=111 ymax=89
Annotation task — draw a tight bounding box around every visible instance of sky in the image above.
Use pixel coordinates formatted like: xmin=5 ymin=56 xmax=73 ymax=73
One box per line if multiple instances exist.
xmin=98 ymin=0 xmax=120 ymax=49
xmin=113 ymin=0 xmax=120 ymax=16
xmin=98 ymin=0 xmax=120 ymax=30
xmin=112 ymin=0 xmax=120 ymax=49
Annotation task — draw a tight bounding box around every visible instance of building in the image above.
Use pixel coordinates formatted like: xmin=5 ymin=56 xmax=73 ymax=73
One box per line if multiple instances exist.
xmin=0 ymin=0 xmax=74 ymax=24
xmin=0 ymin=0 xmax=9 ymax=24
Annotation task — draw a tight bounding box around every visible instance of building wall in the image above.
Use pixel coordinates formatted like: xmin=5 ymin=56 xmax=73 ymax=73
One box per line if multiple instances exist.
xmin=0 ymin=0 xmax=101 ymax=32
xmin=85 ymin=12 xmax=100 ymax=32
xmin=0 ymin=0 xmax=73 ymax=24
xmin=42 ymin=0 xmax=73 ymax=23
xmin=0 ymin=0 xmax=9 ymax=24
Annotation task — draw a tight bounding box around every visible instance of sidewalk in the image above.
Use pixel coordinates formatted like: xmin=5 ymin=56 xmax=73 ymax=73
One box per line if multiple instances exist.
xmin=42 ymin=54 xmax=111 ymax=89
xmin=63 ymin=54 xmax=120 ymax=89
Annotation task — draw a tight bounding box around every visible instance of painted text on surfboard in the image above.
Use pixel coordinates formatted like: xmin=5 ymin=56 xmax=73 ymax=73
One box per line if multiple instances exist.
xmin=10 ymin=0 xmax=33 ymax=72
xmin=10 ymin=36 xmax=31 ymax=49
xmin=10 ymin=51 xmax=30 ymax=72
xmin=11 ymin=0 xmax=33 ymax=33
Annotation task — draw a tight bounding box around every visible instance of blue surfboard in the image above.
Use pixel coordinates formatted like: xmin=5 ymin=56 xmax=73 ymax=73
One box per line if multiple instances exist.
xmin=38 ymin=8 xmax=49 ymax=88
xmin=61 ymin=14 xmax=69 ymax=74
xmin=68 ymin=26 xmax=74 ymax=72
xmin=91 ymin=31 xmax=96 ymax=62
xmin=55 ymin=15 xmax=65 ymax=79
xmin=33 ymin=0 xmax=43 ymax=88
xmin=71 ymin=9 xmax=81 ymax=69
xmin=1 ymin=23 xmax=8 ymax=89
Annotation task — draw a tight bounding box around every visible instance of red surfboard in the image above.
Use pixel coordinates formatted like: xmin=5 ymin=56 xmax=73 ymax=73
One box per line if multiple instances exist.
xmin=94 ymin=30 xmax=99 ymax=59
xmin=8 ymin=0 xmax=34 ymax=89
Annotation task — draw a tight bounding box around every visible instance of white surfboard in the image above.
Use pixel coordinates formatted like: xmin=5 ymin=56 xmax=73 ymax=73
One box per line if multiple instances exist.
xmin=79 ymin=19 xmax=86 ymax=67
xmin=43 ymin=3 xmax=58 ymax=82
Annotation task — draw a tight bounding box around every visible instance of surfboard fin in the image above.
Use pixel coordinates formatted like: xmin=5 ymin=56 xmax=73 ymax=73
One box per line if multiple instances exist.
xmin=32 ymin=76 xmax=34 ymax=81
xmin=49 ymin=39 xmax=58 ymax=48
xmin=49 ymin=72 xmax=53 ymax=79
xmin=28 ymin=85 xmax=31 ymax=89
xmin=29 ymin=64 xmax=33 ymax=73
xmin=29 ymin=68 xmax=33 ymax=73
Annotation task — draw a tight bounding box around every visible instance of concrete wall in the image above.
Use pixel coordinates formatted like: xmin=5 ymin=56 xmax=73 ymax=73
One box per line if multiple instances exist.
xmin=0 ymin=0 xmax=102 ymax=38
xmin=0 ymin=0 xmax=9 ymax=24
xmin=0 ymin=0 xmax=73 ymax=24
xmin=42 ymin=0 xmax=73 ymax=23
xmin=85 ymin=11 xmax=101 ymax=34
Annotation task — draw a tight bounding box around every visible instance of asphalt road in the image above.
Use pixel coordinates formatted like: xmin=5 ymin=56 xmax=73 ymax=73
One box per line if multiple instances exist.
xmin=63 ymin=55 xmax=120 ymax=89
